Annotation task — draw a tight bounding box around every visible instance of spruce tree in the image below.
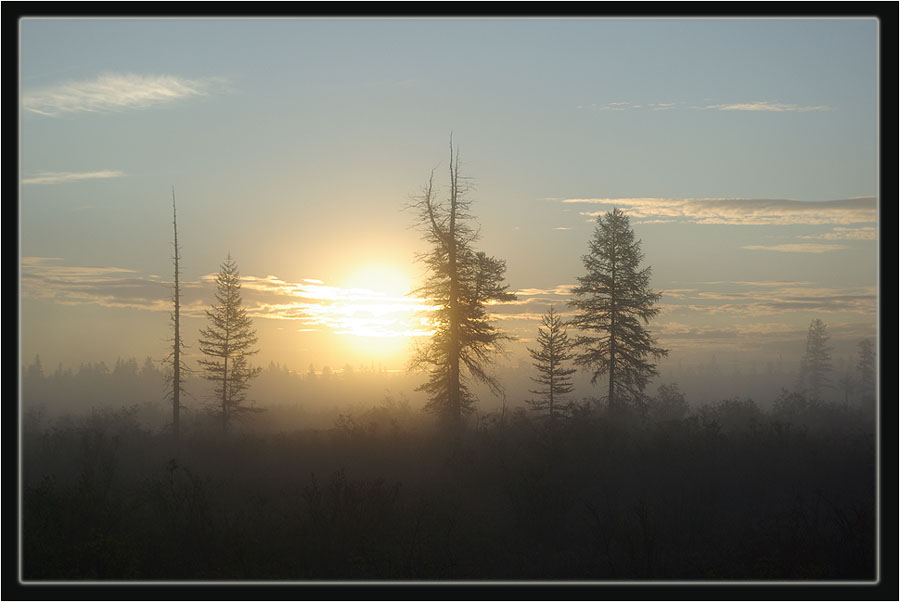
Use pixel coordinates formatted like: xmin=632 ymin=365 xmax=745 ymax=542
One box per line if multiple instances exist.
xmin=526 ymin=306 xmax=576 ymax=420
xmin=569 ymin=207 xmax=667 ymax=411
xmin=856 ymin=338 xmax=876 ymax=407
xmin=198 ymin=254 xmax=262 ymax=431
xmin=802 ymin=318 xmax=833 ymax=401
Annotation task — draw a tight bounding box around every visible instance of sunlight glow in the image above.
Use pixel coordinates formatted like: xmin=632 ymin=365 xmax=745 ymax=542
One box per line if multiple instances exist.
xmin=234 ymin=265 xmax=438 ymax=346
xmin=331 ymin=264 xmax=436 ymax=339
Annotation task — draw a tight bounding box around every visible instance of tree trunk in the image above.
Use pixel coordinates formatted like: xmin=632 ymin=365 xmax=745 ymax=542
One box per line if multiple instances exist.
xmin=172 ymin=188 xmax=181 ymax=442
xmin=447 ymin=142 xmax=461 ymax=430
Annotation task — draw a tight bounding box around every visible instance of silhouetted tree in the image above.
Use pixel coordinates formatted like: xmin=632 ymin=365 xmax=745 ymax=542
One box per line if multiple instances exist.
xmin=166 ymin=187 xmax=190 ymax=441
xmin=408 ymin=139 xmax=515 ymax=428
xmin=526 ymin=306 xmax=576 ymax=420
xmin=569 ymin=207 xmax=667 ymax=411
xmin=856 ymin=338 xmax=876 ymax=408
xmin=198 ymin=254 xmax=262 ymax=431
xmin=801 ymin=318 xmax=833 ymax=401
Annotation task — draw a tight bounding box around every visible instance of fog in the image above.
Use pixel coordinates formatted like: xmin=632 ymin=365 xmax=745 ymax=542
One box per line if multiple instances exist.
xmin=20 ymin=353 xmax=877 ymax=582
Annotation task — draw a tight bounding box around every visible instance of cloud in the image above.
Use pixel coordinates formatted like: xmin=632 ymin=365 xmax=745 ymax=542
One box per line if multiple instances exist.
xmin=701 ymin=280 xmax=816 ymax=287
xmin=578 ymin=101 xmax=638 ymax=112
xmin=563 ymin=197 xmax=876 ymax=226
xmin=22 ymin=73 xmax=228 ymax=117
xmin=694 ymin=101 xmax=832 ymax=112
xmin=513 ymin=285 xmax=575 ymax=297
xmin=741 ymin=243 xmax=848 ymax=253
xmin=578 ymin=100 xmax=830 ymax=113
xmin=655 ymin=280 xmax=877 ymax=322
xmin=21 ymin=258 xmax=877 ymax=355
xmin=798 ymin=227 xmax=878 ymax=241
xmin=20 ymin=257 xmax=176 ymax=313
xmin=21 ymin=258 xmax=436 ymax=338
xmin=22 ymin=170 xmax=125 ymax=185
xmin=658 ymin=321 xmax=801 ymax=338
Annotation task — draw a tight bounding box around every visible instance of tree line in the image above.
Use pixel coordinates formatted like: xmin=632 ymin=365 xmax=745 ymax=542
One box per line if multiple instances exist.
xmin=161 ymin=139 xmax=877 ymax=440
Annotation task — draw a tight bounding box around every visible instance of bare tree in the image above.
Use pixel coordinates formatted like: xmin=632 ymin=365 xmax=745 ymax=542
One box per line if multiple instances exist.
xmin=166 ymin=187 xmax=190 ymax=441
xmin=198 ymin=254 xmax=262 ymax=431
xmin=569 ymin=208 xmax=667 ymax=412
xmin=407 ymin=139 xmax=515 ymax=429
xmin=526 ymin=306 xmax=576 ymax=420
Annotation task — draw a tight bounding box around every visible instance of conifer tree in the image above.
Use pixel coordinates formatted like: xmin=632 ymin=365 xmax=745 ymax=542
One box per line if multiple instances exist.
xmin=198 ymin=254 xmax=262 ymax=431
xmin=569 ymin=207 xmax=667 ymax=411
xmin=527 ymin=306 xmax=576 ymax=420
xmin=856 ymin=337 xmax=876 ymax=407
xmin=801 ymin=318 xmax=833 ymax=401
xmin=408 ymin=140 xmax=515 ymax=428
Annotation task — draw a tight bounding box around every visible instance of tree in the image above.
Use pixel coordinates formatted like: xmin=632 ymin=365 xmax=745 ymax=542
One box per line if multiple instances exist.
xmin=856 ymin=338 xmax=876 ymax=407
xmin=198 ymin=254 xmax=262 ymax=431
xmin=568 ymin=207 xmax=668 ymax=412
xmin=408 ymin=140 xmax=515 ymax=428
xmin=166 ymin=187 xmax=189 ymax=441
xmin=25 ymin=354 xmax=44 ymax=381
xmin=648 ymin=383 xmax=689 ymax=423
xmin=526 ymin=306 xmax=576 ymax=420
xmin=801 ymin=318 xmax=832 ymax=401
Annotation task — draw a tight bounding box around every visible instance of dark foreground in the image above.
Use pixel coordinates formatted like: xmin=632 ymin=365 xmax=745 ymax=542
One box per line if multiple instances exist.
xmin=20 ymin=394 xmax=876 ymax=582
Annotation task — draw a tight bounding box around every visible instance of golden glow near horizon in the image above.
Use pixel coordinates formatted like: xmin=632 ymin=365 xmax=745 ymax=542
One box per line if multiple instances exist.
xmin=246 ymin=264 xmax=435 ymax=341
xmin=331 ymin=264 xmax=435 ymax=338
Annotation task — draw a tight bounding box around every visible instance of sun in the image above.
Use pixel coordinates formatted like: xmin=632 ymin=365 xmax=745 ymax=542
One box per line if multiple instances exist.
xmin=328 ymin=264 xmax=434 ymax=345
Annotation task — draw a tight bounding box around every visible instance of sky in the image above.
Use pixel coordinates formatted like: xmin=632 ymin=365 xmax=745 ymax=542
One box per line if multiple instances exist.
xmin=18 ymin=17 xmax=880 ymax=383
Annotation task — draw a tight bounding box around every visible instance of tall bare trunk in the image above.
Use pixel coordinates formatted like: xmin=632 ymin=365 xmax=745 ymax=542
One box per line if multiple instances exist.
xmin=447 ymin=140 xmax=461 ymax=429
xmin=172 ymin=187 xmax=181 ymax=442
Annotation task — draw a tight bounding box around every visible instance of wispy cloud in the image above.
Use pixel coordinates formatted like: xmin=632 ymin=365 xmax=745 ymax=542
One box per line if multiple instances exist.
xmin=513 ymin=285 xmax=576 ymax=297
xmin=20 ymin=258 xmax=436 ymax=339
xmin=701 ymin=280 xmax=816 ymax=287
xmin=694 ymin=101 xmax=832 ymax=112
xmin=798 ymin=227 xmax=878 ymax=241
xmin=579 ymin=101 xmax=678 ymax=112
xmin=22 ymin=73 xmax=228 ymax=117
xmin=659 ymin=281 xmax=877 ymax=318
xmin=562 ymin=197 xmax=876 ymax=226
xmin=741 ymin=243 xmax=847 ymax=253
xmin=20 ymin=257 xmax=178 ymax=313
xmin=578 ymin=100 xmax=830 ymax=113
xmin=22 ymin=170 xmax=125 ymax=185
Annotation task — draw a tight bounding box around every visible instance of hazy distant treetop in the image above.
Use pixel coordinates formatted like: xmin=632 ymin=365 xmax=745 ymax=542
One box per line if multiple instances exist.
xmin=801 ymin=318 xmax=833 ymax=401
